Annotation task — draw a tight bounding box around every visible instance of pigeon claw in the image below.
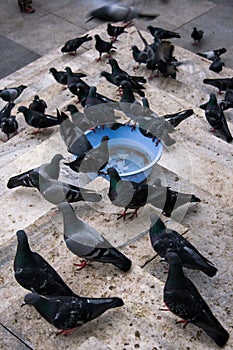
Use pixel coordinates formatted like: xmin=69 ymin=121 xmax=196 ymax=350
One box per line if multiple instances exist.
xmin=175 ymin=319 xmax=189 ymax=329
xmin=56 ymin=328 xmax=76 ymax=336
xmin=73 ymin=259 xmax=88 ymax=270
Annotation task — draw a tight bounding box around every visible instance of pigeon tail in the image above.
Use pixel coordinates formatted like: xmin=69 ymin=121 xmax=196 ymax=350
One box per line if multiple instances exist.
xmin=101 ymin=247 xmax=132 ymax=272
xmin=137 ymin=13 xmax=159 ymax=20
xmin=84 ymin=296 xmax=124 ymax=321
xmin=164 ymin=109 xmax=194 ymax=128
xmin=194 ymin=316 xmax=229 ymax=347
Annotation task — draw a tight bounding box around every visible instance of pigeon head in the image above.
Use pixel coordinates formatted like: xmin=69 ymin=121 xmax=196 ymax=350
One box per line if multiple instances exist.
xmin=101 ymin=135 xmax=110 ymax=142
xmin=66 ymin=104 xmax=79 ymax=114
xmin=17 ymin=106 xmax=27 ymax=114
xmin=34 ymin=95 xmax=39 ymax=101
xmin=150 ymin=213 xmax=162 ymax=226
xmin=106 ymin=167 xmax=121 ymax=180
xmin=16 ymin=230 xmax=28 ymax=244
xmin=49 ymin=67 xmax=57 ymax=74
xmin=22 ymin=292 xmax=41 ymax=306
xmin=164 ymin=252 xmax=182 ymax=265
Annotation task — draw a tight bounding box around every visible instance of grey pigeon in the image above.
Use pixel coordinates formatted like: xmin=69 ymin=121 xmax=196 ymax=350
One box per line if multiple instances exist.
xmin=201 ymin=93 xmax=233 ymax=143
xmin=86 ymin=3 xmax=159 ymax=23
xmin=94 ymin=34 xmax=117 ymax=61
xmin=7 ymin=153 xmax=64 ymax=189
xmin=209 ymin=57 xmax=225 ymax=73
xmin=64 ymin=135 xmax=110 ymax=174
xmin=0 ymin=85 xmax=27 ymax=103
xmin=203 ymin=77 xmax=233 ymax=94
xmin=29 ymin=95 xmax=47 ymax=114
xmin=197 ymin=48 xmax=227 ymax=61
xmin=163 ymin=252 xmax=229 ymax=347
xmin=149 ymin=214 xmax=217 ymax=277
xmin=22 ymin=292 xmax=124 ymax=335
xmin=66 ymin=104 xmax=93 ymax=131
xmin=191 ymin=27 xmax=204 ymax=44
xmin=61 ymin=34 xmax=92 ymax=55
xmin=220 ymin=89 xmax=233 ymax=111
xmin=58 ymin=202 xmax=132 ymax=271
xmin=14 ymin=230 xmax=77 ymax=297
xmin=49 ymin=67 xmax=87 ymax=87
xmin=29 ymin=171 xmax=102 ymax=205
xmin=17 ymin=106 xmax=66 ymax=132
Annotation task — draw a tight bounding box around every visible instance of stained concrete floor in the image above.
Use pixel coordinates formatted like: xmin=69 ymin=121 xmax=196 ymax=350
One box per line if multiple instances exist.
xmin=0 ymin=0 xmax=233 ymax=79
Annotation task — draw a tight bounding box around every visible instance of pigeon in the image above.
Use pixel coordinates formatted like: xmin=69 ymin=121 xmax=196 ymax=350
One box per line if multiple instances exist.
xmin=57 ymin=108 xmax=91 ymax=155
xmin=220 ymin=89 xmax=233 ymax=111
xmin=100 ymin=69 xmax=145 ymax=97
xmin=61 ymin=34 xmax=92 ymax=55
xmin=94 ymin=34 xmax=117 ymax=61
xmin=163 ymin=109 xmax=194 ymax=128
xmin=76 ymin=81 xmax=116 ymax=108
xmin=209 ymin=57 xmax=225 ymax=73
xmin=203 ymin=77 xmax=233 ymax=94
xmin=84 ymin=86 xmax=119 ymax=126
xmin=0 ymin=102 xmax=15 ymax=124
xmin=0 ymin=85 xmax=27 ymax=103
xmin=65 ymin=66 xmax=88 ymax=96
xmin=29 ymin=95 xmax=47 ymax=114
xmin=0 ymin=114 xmax=18 ymax=140
xmin=108 ymin=57 xmax=146 ymax=87
xmin=49 ymin=67 xmax=87 ymax=87
xmin=22 ymin=292 xmax=124 ymax=335
xmin=17 ymin=106 xmax=66 ymax=132
xmin=86 ymin=3 xmax=159 ymax=23
xmin=197 ymin=48 xmax=227 ymax=61
xmin=157 ymin=59 xmax=183 ymax=79
xmin=106 ymin=167 xmax=200 ymax=219
xmin=201 ymin=93 xmax=233 ymax=143
xmin=147 ymin=25 xmax=181 ymax=40
xmin=131 ymin=45 xmax=148 ymax=70
xmin=163 ymin=252 xmax=229 ymax=347
xmin=58 ymin=202 xmax=132 ymax=271
xmin=191 ymin=27 xmax=204 ymax=44
xmin=29 ymin=172 xmax=102 ymax=205
xmin=107 ymin=23 xmax=128 ymax=41
xmin=64 ymin=135 xmax=110 ymax=174
xmin=66 ymin=104 xmax=93 ymax=131
xmin=14 ymin=230 xmax=77 ymax=297
xmin=7 ymin=153 xmax=64 ymax=189
xmin=149 ymin=214 xmax=217 ymax=277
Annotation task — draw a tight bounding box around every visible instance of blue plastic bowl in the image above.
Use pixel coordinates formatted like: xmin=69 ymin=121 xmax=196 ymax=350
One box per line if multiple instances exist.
xmin=85 ymin=124 xmax=163 ymax=183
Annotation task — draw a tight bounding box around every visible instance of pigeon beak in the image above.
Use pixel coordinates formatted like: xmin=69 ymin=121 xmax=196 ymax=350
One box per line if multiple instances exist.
xmin=21 ymin=301 xmax=27 ymax=307
xmin=160 ymin=258 xmax=166 ymax=263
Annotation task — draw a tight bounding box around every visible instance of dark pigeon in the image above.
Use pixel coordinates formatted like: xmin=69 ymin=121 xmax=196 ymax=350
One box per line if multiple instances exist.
xmin=94 ymin=34 xmax=117 ymax=61
xmin=7 ymin=153 xmax=64 ymax=189
xmin=49 ymin=67 xmax=87 ymax=87
xmin=76 ymin=80 xmax=116 ymax=108
xmin=209 ymin=57 xmax=225 ymax=73
xmin=163 ymin=252 xmax=229 ymax=347
xmin=0 ymin=102 xmax=15 ymax=124
xmin=220 ymin=89 xmax=233 ymax=111
xmin=14 ymin=230 xmax=77 ymax=297
xmin=108 ymin=57 xmax=146 ymax=86
xmin=64 ymin=135 xmax=110 ymax=174
xmin=147 ymin=25 xmax=181 ymax=39
xmin=191 ymin=27 xmax=204 ymax=44
xmin=22 ymin=292 xmax=123 ymax=335
xmin=163 ymin=109 xmax=194 ymax=128
xmin=197 ymin=48 xmax=227 ymax=61
xmin=65 ymin=66 xmax=88 ymax=96
xmin=0 ymin=114 xmax=18 ymax=140
xmin=149 ymin=214 xmax=217 ymax=277
xmin=106 ymin=167 xmax=200 ymax=219
xmin=29 ymin=95 xmax=47 ymax=114
xmin=61 ymin=34 xmax=92 ymax=55
xmin=58 ymin=202 xmax=132 ymax=271
xmin=0 ymin=85 xmax=27 ymax=103
xmin=201 ymin=93 xmax=233 ymax=143
xmin=86 ymin=4 xmax=159 ymax=23
xmin=17 ymin=106 xmax=66 ymax=132
xmin=203 ymin=77 xmax=233 ymax=94
xmin=107 ymin=23 xmax=128 ymax=41
xmin=29 ymin=171 xmax=102 ymax=205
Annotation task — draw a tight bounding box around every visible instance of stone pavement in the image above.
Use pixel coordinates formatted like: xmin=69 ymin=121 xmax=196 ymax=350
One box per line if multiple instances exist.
xmin=0 ymin=0 xmax=233 ymax=79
